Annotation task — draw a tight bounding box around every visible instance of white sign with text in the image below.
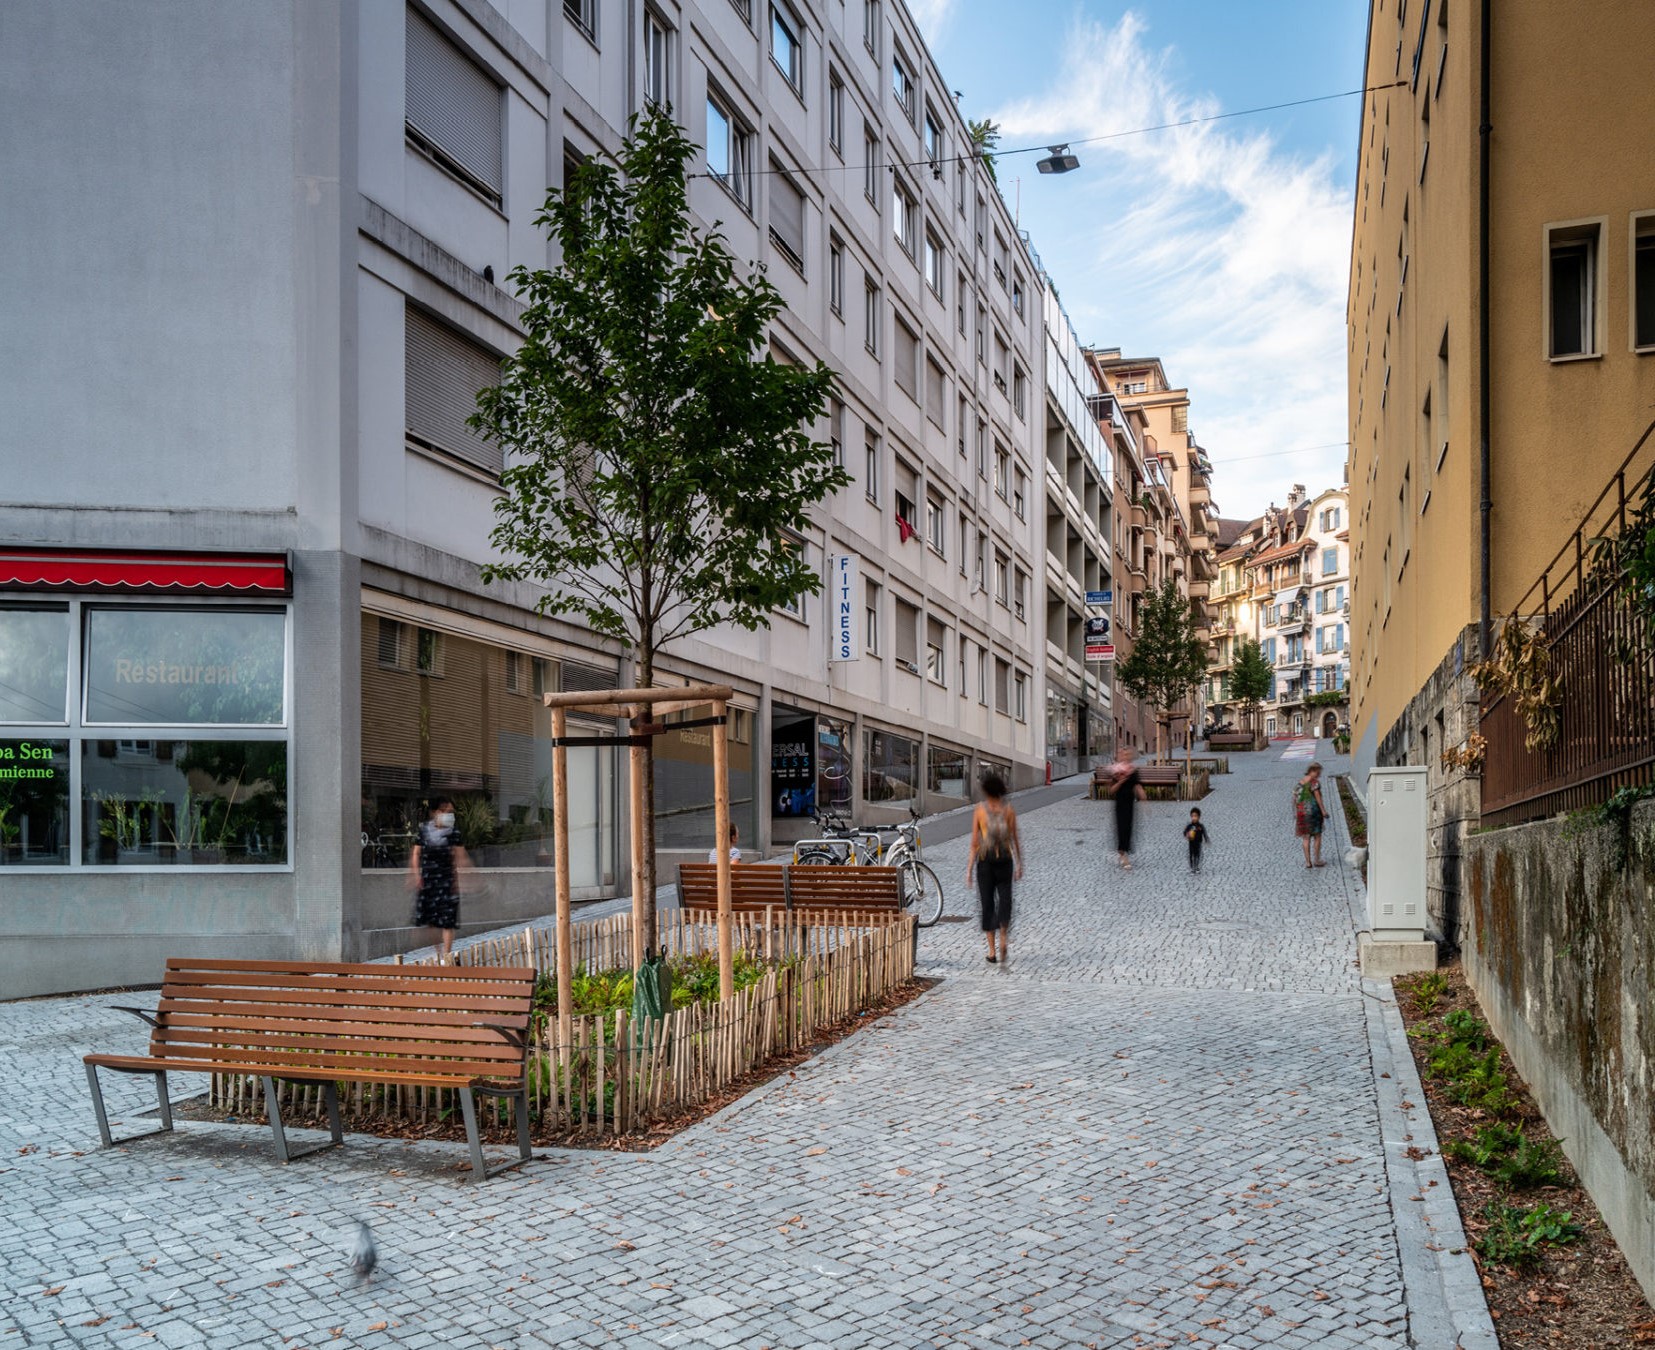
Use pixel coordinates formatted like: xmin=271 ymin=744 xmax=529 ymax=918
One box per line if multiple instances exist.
xmin=830 ymin=553 xmax=860 ymax=662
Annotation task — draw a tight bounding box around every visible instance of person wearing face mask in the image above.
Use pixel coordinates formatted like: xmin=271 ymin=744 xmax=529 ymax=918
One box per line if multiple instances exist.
xmin=409 ymin=797 xmax=469 ymax=963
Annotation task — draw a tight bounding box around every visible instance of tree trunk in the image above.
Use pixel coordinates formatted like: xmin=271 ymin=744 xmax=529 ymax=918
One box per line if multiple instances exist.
xmin=637 ymin=646 xmax=658 ymax=957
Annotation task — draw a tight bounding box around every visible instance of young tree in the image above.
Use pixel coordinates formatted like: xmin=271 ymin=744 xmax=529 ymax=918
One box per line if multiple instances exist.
xmin=1229 ymin=636 xmax=1274 ymax=743
xmin=472 ymin=108 xmax=847 ymax=952
xmin=967 ymin=118 xmax=1001 ymax=182
xmin=1116 ymin=579 xmax=1209 ymax=761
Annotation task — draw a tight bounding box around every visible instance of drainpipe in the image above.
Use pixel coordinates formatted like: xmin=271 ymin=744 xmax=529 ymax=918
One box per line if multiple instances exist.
xmin=1477 ymin=0 xmax=1493 ymax=657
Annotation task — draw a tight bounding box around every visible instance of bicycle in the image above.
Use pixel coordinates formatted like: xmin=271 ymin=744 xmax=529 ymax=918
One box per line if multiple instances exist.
xmin=792 ymin=806 xmax=945 ymax=927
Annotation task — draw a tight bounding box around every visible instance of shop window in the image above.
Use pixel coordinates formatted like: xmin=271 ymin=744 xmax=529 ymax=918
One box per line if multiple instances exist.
xmin=0 ymin=605 xmax=69 ymax=723
xmin=505 ymin=651 xmax=525 ymax=694
xmin=818 ymin=717 xmax=853 ymax=813
xmin=862 ymin=727 xmax=917 ymax=803
xmin=0 ymin=737 xmax=70 ymax=865
xmin=926 ymin=743 xmax=968 ymax=798
xmin=377 ymin=617 xmax=408 ymax=670
xmin=84 ymin=608 xmax=286 ymax=725
xmin=415 ymin=627 xmax=444 ymax=676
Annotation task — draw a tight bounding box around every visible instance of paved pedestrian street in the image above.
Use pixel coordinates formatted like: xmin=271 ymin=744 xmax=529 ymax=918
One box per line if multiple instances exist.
xmin=2 ymin=748 xmax=1496 ymax=1349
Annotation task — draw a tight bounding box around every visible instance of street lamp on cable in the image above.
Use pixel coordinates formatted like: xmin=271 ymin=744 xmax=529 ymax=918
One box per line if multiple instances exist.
xmin=1036 ymin=144 xmax=1079 ymax=174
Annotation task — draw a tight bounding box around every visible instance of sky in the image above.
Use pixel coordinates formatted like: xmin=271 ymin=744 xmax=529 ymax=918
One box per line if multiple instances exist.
xmin=912 ymin=1 xmax=1369 ymax=523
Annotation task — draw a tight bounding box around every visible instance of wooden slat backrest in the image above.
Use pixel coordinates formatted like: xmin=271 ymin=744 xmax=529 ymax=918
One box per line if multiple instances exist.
xmin=676 ymin=861 xmax=903 ymax=909
xmin=676 ymin=863 xmax=789 ymax=910
xmin=149 ymin=958 xmax=536 ymax=1081
xmin=787 ymin=866 xmax=903 ymax=907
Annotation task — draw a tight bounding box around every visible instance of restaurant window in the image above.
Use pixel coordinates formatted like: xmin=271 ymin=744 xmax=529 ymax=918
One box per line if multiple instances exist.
xmin=0 ymin=600 xmax=290 ymax=869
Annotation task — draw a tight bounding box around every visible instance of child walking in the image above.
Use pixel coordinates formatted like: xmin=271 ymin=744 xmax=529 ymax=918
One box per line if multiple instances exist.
xmin=1184 ymin=807 xmax=1210 ymax=873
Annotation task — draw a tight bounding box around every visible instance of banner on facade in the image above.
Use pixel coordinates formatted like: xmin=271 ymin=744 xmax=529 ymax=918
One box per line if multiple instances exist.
xmin=830 ymin=553 xmax=859 ymax=662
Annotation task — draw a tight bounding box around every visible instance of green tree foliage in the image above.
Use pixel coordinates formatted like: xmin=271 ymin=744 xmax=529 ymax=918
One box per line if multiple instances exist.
xmin=967 ymin=118 xmax=1001 ymax=182
xmin=1117 ymin=579 xmax=1209 ymax=759
xmin=1229 ymin=636 xmax=1274 ymax=737
xmin=471 ymin=108 xmax=847 ymax=950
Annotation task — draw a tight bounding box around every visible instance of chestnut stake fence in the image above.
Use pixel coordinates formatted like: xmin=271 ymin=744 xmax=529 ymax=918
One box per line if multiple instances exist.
xmin=209 ymin=910 xmax=916 ymax=1139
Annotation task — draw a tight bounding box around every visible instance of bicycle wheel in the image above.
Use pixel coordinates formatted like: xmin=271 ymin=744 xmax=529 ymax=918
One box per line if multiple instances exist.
xmin=901 ymin=860 xmax=946 ymax=927
xmin=795 ymin=846 xmax=840 ymax=866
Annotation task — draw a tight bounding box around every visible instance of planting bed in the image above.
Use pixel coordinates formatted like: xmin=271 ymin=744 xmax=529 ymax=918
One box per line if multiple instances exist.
xmin=1395 ymin=963 xmax=1653 ymax=1346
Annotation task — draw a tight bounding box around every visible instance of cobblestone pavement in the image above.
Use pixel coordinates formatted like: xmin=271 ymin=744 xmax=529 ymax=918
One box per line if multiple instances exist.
xmin=1 ymin=746 xmax=1494 ymax=1348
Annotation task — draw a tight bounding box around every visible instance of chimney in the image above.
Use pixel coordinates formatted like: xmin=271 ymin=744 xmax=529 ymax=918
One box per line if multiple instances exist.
xmin=1286 ymin=484 xmax=1306 ymax=509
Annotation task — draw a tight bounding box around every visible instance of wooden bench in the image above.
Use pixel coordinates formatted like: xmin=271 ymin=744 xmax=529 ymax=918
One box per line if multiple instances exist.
xmin=83 ymin=958 xmax=536 ymax=1182
xmin=1093 ymin=764 xmax=1206 ymax=800
xmin=676 ymin=862 xmax=904 ymax=919
xmin=1206 ymin=732 xmax=1257 ymax=750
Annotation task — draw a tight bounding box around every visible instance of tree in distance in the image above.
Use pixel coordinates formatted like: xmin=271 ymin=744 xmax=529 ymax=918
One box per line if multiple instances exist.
xmin=1228 ymin=635 xmax=1274 ymax=744
xmin=1116 ymin=578 xmax=1209 ymax=761
xmin=472 ymin=107 xmax=848 ymax=952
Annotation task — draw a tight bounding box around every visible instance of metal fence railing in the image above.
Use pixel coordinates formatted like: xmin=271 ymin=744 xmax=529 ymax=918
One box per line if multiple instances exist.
xmin=1480 ymin=417 xmax=1655 ymax=827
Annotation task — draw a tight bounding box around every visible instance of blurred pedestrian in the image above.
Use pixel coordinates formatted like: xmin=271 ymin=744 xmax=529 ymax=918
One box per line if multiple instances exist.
xmin=966 ymin=773 xmax=1022 ymax=964
xmin=1111 ymin=744 xmax=1144 ymax=870
xmin=1294 ymin=763 xmax=1328 ymax=868
xmin=409 ymin=797 xmax=469 ymax=962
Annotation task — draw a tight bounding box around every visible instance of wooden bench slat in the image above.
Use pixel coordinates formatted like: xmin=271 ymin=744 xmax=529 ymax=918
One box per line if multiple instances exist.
xmin=157 ymin=987 xmax=533 ymax=1014
xmin=163 ymin=958 xmax=534 ymax=981
xmin=161 ymin=969 xmax=534 ymax=997
xmin=120 ymin=1042 xmax=523 ymax=1077
xmin=155 ymin=1027 xmax=527 ymax=1059
xmin=84 ymin=1053 xmax=512 ymax=1088
xmin=159 ymin=1009 xmax=529 ymax=1040
xmin=157 ymin=1000 xmax=530 ymax=1029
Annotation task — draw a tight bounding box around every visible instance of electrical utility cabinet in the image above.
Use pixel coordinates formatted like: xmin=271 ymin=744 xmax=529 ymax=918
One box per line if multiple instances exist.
xmin=1366 ymin=766 xmax=1428 ymax=940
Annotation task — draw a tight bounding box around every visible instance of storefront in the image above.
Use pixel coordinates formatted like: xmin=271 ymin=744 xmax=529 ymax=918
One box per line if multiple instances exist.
xmin=0 ymin=549 xmax=293 ymax=873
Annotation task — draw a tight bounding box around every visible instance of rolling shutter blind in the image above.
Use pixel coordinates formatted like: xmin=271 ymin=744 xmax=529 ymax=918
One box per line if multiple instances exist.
xmin=405 ymin=307 xmax=504 ymax=475
xmin=768 ymin=169 xmax=806 ymax=265
xmin=406 ymin=8 xmax=503 ymax=200
xmin=894 ymin=599 xmax=919 ymax=666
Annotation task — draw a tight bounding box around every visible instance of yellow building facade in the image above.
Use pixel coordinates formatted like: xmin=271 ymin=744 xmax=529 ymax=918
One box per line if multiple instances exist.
xmin=1348 ymin=0 xmax=1655 ymax=780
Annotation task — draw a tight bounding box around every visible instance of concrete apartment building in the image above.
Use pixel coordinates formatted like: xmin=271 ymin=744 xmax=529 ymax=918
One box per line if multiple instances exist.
xmin=0 ymin=0 xmax=1046 ymax=997
xmin=1346 ymin=0 xmax=1655 ymax=905
xmin=1037 ymin=274 xmax=1115 ymax=777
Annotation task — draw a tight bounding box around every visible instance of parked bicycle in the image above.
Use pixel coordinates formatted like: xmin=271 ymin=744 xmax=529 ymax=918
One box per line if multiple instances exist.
xmin=792 ymin=805 xmax=945 ymax=926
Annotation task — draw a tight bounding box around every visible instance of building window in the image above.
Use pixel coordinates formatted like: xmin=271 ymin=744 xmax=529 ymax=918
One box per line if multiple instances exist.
xmin=891 ymin=51 xmax=914 ymax=122
xmin=405 ymin=7 xmax=503 ymax=207
xmin=778 ymin=538 xmax=808 ymax=618
xmin=863 ymin=728 xmax=917 ymax=803
xmin=565 ymin=0 xmax=596 ymax=39
xmin=994 ymin=444 xmax=1009 ymax=499
xmin=893 ymin=179 xmax=917 ymax=256
xmin=862 ymin=0 xmax=880 ymax=56
xmin=863 ymin=126 xmax=880 ymax=205
xmin=1547 ymin=221 xmax=1603 ymax=359
xmin=1012 ymin=466 xmax=1027 ymax=520
xmin=643 ymin=10 xmax=672 ymax=107
xmin=865 ymin=430 xmax=880 ymax=503
xmin=926 ymin=494 xmax=945 ymax=554
xmin=895 ymin=484 xmax=917 ymax=538
xmin=405 ymin=307 xmax=505 ymax=476
xmin=993 ymin=552 xmax=1009 ymax=606
xmin=770 ymin=4 xmax=802 ymax=90
xmin=926 ymin=617 xmax=946 ymax=683
xmin=504 ymin=650 xmax=525 ymax=694
xmin=893 ymin=597 xmax=920 ymax=673
xmin=706 ymin=95 xmax=752 ymax=208
xmin=924 ymin=107 xmax=943 ymax=165
xmin=975 ymin=418 xmax=987 ymax=480
xmin=829 ymin=398 xmax=844 ymax=470
xmin=975 ymin=304 xmax=986 ymax=365
xmin=828 ymin=71 xmax=845 ymax=154
xmin=925 ymin=356 xmax=946 ymax=429
xmin=864 ymin=279 xmax=881 ymax=356
xmin=1012 ymin=273 xmax=1025 ymax=318
xmin=958 ymin=510 xmax=969 ymax=573
xmin=1013 ymin=670 xmax=1027 ymax=722
xmin=1323 ymin=547 xmax=1338 ymax=576
xmin=1320 ymin=506 xmax=1342 ymax=531
xmin=1013 ymin=567 xmax=1027 ymax=620
xmin=865 ymin=579 xmax=881 ymax=654
xmin=924 ymin=228 xmax=944 ymax=297
xmin=957 ymin=637 xmax=968 ymax=696
xmin=1012 ymin=363 xmax=1027 ymax=419
xmin=994 ymin=657 xmax=1011 ymax=714
xmin=768 ymin=164 xmax=806 ymax=271
xmin=957 ymin=275 xmax=968 ymax=334
xmin=893 ymin=316 xmax=920 ymax=401
xmin=1634 ymin=214 xmax=1655 ymax=351
xmin=957 ymin=397 xmax=967 ymax=459
xmin=829 ymin=234 xmax=845 ymax=315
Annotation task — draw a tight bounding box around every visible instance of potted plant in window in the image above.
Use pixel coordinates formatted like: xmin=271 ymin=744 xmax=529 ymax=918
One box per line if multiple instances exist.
xmin=93 ymin=789 xmax=162 ymax=862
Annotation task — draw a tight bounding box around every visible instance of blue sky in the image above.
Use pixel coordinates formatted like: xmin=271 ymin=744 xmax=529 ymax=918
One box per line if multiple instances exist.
xmin=913 ymin=1 xmax=1369 ymax=521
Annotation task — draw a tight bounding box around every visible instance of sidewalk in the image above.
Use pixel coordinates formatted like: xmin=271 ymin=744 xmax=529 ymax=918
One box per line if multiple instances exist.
xmin=0 ymin=744 xmax=1495 ymax=1348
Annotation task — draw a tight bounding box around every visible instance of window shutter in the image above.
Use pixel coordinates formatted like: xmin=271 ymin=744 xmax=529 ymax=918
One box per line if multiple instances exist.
xmin=405 ymin=306 xmax=504 ymax=475
xmin=894 ymin=598 xmax=920 ymax=666
xmin=768 ymin=168 xmax=806 ymax=264
xmin=406 ymin=9 xmax=503 ymax=200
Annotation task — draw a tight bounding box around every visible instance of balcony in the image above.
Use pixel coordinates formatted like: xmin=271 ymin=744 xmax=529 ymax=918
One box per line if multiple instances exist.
xmin=1271 ymin=605 xmax=1311 ymax=632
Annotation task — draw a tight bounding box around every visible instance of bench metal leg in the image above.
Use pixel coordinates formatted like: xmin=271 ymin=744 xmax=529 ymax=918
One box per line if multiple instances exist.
xmin=262 ymin=1078 xmax=342 ymax=1164
xmin=460 ymin=1087 xmax=532 ymax=1183
xmin=85 ymin=1063 xmax=175 ymax=1149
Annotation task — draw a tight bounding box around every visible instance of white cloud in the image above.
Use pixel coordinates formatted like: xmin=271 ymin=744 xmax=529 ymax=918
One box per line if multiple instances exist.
xmin=995 ymin=11 xmax=1352 ymax=519
xmin=905 ymin=0 xmax=956 ymax=46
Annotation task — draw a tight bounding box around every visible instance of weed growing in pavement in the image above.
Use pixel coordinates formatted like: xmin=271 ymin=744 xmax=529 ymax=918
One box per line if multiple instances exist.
xmin=1475 ymin=1200 xmax=1583 ymax=1268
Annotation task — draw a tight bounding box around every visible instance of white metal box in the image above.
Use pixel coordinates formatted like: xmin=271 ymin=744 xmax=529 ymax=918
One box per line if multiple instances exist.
xmin=1366 ymin=766 xmax=1427 ymax=941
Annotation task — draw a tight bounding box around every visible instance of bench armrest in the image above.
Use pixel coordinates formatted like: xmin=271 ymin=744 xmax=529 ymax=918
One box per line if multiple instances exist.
xmin=473 ymin=1020 xmax=527 ymax=1050
xmin=110 ymin=1005 xmax=161 ymax=1029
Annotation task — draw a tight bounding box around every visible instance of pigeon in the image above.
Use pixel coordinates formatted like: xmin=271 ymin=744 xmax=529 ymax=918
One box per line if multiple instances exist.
xmin=349 ymin=1220 xmax=378 ymax=1281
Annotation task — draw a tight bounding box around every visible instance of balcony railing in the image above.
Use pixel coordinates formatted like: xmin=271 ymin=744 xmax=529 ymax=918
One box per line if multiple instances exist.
xmin=1481 ymin=416 xmax=1655 ymax=827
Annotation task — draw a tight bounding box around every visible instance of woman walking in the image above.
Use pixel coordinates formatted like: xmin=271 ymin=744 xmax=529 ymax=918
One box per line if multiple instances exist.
xmin=1111 ymin=744 xmax=1144 ymax=870
xmin=1294 ymin=762 xmax=1329 ymax=868
xmin=966 ymin=773 xmax=1022 ymax=964
xmin=409 ymin=797 xmax=469 ymax=962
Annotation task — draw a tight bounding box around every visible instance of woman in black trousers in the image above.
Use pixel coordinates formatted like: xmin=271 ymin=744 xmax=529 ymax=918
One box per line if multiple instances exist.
xmin=966 ymin=773 xmax=1023 ymax=963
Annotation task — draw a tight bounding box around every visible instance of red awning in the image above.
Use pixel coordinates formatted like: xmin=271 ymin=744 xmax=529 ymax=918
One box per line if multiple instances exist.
xmin=0 ymin=548 xmax=291 ymax=596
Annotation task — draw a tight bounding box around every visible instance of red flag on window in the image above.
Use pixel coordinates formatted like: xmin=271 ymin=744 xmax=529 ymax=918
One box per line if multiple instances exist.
xmin=895 ymin=512 xmax=917 ymax=544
